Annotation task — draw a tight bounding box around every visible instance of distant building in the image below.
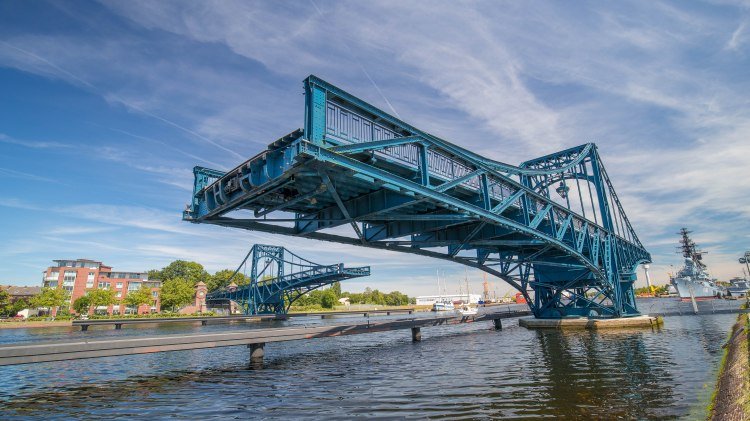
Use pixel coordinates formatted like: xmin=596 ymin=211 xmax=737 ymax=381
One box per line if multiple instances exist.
xmin=42 ymin=259 xmax=161 ymax=315
xmin=0 ymin=285 xmax=42 ymax=303
xmin=415 ymin=294 xmax=482 ymax=306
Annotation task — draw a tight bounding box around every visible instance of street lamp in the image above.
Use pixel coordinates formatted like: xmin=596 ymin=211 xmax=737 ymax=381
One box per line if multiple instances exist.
xmin=740 ymin=251 xmax=750 ymax=279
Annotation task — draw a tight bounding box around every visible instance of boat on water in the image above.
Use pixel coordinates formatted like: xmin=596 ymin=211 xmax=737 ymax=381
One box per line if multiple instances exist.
xmin=432 ymin=301 xmax=454 ymax=312
xmin=671 ymin=228 xmax=725 ymax=300
xmin=431 ymin=270 xmax=455 ymax=312
xmin=455 ymin=272 xmax=478 ymax=315
xmin=726 ymin=277 xmax=750 ymax=297
xmin=455 ymin=304 xmax=478 ymax=315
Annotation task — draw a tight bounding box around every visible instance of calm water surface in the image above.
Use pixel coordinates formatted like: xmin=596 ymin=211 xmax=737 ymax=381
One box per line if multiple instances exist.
xmin=0 ymin=299 xmax=742 ymax=419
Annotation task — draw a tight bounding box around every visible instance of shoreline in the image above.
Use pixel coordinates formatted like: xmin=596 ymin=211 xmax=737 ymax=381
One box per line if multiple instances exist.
xmin=709 ymin=311 xmax=749 ymax=420
xmin=0 ymin=320 xmax=73 ymax=329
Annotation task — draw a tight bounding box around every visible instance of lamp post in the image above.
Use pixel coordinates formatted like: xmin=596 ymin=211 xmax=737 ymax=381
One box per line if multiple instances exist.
xmin=740 ymin=251 xmax=750 ymax=279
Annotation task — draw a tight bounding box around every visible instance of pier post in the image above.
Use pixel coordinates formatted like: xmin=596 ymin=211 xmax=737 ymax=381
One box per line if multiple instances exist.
xmin=411 ymin=327 xmax=421 ymax=342
xmin=249 ymin=343 xmax=265 ymax=363
xmin=114 ymin=324 xmax=122 ymax=330
xmin=201 ymin=320 xmax=208 ymax=326
xmin=493 ymin=318 xmax=502 ymax=330
xmin=81 ymin=325 xmax=89 ymax=332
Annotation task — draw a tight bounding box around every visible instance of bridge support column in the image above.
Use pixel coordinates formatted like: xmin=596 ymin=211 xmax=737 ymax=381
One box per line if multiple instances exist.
xmin=249 ymin=343 xmax=265 ymax=364
xmin=493 ymin=318 xmax=502 ymax=330
xmin=201 ymin=320 xmax=208 ymax=326
xmin=114 ymin=324 xmax=122 ymax=330
xmin=81 ymin=325 xmax=89 ymax=332
xmin=411 ymin=327 xmax=421 ymax=342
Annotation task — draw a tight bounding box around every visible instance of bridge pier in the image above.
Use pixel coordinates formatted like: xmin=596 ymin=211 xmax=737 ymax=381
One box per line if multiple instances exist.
xmin=411 ymin=327 xmax=421 ymax=342
xmin=249 ymin=343 xmax=265 ymax=364
xmin=114 ymin=323 xmax=122 ymax=330
xmin=80 ymin=325 xmax=89 ymax=332
xmin=494 ymin=318 xmax=502 ymax=330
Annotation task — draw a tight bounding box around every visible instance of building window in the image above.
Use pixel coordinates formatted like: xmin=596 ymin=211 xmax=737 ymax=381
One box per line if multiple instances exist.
xmin=116 ymin=282 xmax=123 ymax=289
xmin=50 ymin=271 xmax=59 ymax=279
xmin=116 ymin=291 xmax=122 ymax=298
xmin=85 ymin=281 xmax=94 ymax=288
xmin=152 ymin=291 xmax=158 ymax=298
xmin=63 ymin=270 xmax=76 ymax=282
xmin=98 ymin=282 xmax=111 ymax=289
xmin=128 ymin=282 xmax=141 ymax=292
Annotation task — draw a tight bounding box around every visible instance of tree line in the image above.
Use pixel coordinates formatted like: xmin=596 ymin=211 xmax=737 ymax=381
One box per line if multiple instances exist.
xmin=0 ymin=259 xmax=412 ymax=316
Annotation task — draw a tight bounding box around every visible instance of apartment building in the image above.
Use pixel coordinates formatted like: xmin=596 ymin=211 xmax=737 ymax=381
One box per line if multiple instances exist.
xmin=42 ymin=259 xmax=161 ymax=315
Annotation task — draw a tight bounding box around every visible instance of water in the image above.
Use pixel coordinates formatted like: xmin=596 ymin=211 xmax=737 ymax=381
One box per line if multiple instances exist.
xmin=0 ymin=299 xmax=743 ymax=419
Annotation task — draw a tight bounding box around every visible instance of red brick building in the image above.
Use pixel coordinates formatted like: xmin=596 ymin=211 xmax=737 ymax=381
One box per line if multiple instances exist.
xmin=42 ymin=259 xmax=161 ymax=315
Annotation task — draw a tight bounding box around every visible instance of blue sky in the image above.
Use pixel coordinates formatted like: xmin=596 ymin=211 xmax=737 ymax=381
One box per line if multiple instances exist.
xmin=1 ymin=0 xmax=749 ymax=297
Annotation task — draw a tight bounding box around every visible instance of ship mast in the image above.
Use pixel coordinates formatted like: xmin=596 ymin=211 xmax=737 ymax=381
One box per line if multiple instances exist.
xmin=677 ymin=228 xmax=707 ymax=269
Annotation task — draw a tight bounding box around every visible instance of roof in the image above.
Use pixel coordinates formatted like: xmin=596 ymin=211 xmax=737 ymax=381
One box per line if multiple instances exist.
xmin=0 ymin=285 xmax=42 ymax=296
xmin=52 ymin=259 xmax=103 ymax=264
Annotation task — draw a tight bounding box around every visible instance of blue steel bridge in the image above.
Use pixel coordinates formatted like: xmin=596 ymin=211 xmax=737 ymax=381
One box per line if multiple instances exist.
xmin=206 ymin=244 xmax=370 ymax=315
xmin=184 ymin=75 xmax=651 ymax=319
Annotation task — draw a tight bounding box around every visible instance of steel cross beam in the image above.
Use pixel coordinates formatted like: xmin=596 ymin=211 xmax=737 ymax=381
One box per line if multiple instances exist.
xmin=186 ymin=75 xmax=651 ymax=319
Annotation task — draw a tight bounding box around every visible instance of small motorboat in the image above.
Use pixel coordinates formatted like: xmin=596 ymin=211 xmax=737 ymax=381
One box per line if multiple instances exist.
xmin=455 ymin=304 xmax=478 ymax=316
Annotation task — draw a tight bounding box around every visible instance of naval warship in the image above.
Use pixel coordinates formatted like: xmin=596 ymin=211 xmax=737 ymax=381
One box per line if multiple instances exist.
xmin=670 ymin=228 xmax=724 ymax=300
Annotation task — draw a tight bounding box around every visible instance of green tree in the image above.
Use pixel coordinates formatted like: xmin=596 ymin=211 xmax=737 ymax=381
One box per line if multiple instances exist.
xmin=330 ymin=282 xmax=342 ymax=298
xmin=7 ymin=299 xmax=29 ymax=316
xmin=88 ymin=288 xmax=117 ymax=311
xmin=160 ymin=277 xmax=195 ymax=311
xmin=207 ymin=269 xmax=251 ymax=292
xmin=30 ymin=287 xmax=68 ymax=315
xmin=0 ymin=289 xmax=10 ymax=315
xmin=320 ymin=289 xmax=337 ymax=309
xmin=72 ymin=295 xmax=91 ymax=314
xmin=124 ymin=285 xmax=153 ymax=309
xmin=150 ymin=260 xmax=209 ymax=285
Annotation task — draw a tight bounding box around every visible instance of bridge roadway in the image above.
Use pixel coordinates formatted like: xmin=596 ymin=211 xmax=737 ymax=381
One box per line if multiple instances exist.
xmin=71 ymin=308 xmax=417 ymax=331
xmin=0 ymin=310 xmax=529 ymax=366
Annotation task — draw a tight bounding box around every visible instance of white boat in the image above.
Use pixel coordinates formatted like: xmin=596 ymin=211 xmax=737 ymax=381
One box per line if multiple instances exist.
xmin=455 ymin=304 xmax=478 ymax=315
xmin=432 ymin=301 xmax=454 ymax=312
xmin=431 ymin=270 xmax=454 ymax=311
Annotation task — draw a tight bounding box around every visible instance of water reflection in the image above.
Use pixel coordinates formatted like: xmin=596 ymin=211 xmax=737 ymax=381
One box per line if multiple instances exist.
xmin=0 ymin=307 xmax=739 ymax=419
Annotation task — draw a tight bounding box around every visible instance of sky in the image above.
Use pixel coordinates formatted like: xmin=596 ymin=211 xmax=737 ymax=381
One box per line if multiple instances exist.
xmin=1 ymin=0 xmax=749 ymax=297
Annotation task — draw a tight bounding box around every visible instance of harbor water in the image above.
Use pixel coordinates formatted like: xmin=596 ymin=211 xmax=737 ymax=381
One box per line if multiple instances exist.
xmin=0 ymin=298 xmax=743 ymax=419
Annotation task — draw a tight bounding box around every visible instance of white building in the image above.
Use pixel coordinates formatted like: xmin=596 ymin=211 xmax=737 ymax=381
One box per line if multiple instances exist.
xmin=415 ymin=294 xmax=482 ymax=306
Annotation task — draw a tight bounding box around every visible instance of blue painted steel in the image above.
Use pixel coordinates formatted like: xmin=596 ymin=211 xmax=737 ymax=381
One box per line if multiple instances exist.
xmin=185 ymin=75 xmax=651 ymax=319
xmin=207 ymin=244 xmax=370 ymax=315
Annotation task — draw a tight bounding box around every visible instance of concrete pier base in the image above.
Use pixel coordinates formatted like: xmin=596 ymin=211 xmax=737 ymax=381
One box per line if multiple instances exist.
xmin=411 ymin=327 xmax=421 ymax=342
xmin=493 ymin=318 xmax=502 ymax=330
xmin=249 ymin=343 xmax=265 ymax=363
xmin=519 ymin=315 xmax=663 ymax=330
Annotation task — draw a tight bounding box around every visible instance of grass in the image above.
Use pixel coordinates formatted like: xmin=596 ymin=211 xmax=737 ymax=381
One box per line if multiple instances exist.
xmin=707 ymin=311 xmax=750 ymax=419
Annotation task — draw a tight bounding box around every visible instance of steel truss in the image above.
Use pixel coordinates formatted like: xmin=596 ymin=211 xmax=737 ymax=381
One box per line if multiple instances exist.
xmin=206 ymin=244 xmax=370 ymax=315
xmin=186 ymin=75 xmax=651 ymax=319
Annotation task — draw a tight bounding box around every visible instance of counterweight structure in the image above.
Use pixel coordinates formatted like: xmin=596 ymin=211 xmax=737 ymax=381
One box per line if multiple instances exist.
xmin=207 ymin=244 xmax=370 ymax=315
xmin=185 ymin=75 xmax=651 ymax=319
